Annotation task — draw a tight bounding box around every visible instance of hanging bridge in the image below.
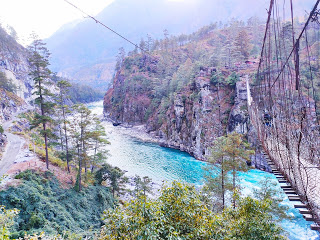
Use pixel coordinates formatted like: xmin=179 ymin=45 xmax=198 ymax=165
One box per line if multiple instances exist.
xmin=247 ymin=0 xmax=320 ymax=230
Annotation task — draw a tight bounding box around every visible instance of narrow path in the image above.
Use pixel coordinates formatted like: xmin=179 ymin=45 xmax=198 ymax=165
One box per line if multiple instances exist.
xmin=0 ymin=110 xmax=26 ymax=177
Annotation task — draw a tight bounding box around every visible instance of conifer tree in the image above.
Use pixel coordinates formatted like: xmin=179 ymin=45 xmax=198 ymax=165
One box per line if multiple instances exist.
xmin=234 ymin=30 xmax=250 ymax=61
xmin=90 ymin=117 xmax=109 ymax=172
xmin=203 ymin=135 xmax=232 ymax=211
xmin=29 ymin=36 xmax=55 ymax=169
xmin=56 ymin=79 xmax=72 ymax=172
xmin=222 ymin=132 xmax=254 ymax=208
xmin=70 ymin=104 xmax=109 ymax=191
xmin=70 ymin=104 xmax=92 ymax=191
xmin=204 ymin=132 xmax=254 ymax=210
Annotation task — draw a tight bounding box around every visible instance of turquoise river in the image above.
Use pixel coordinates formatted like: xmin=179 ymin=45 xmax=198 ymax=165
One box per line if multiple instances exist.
xmin=88 ymin=101 xmax=319 ymax=240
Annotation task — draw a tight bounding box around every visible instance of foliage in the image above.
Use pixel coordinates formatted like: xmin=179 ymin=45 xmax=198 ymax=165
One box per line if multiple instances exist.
xmin=226 ymin=71 xmax=240 ymax=88
xmin=210 ymin=71 xmax=224 ymax=86
xmin=28 ymin=36 xmax=55 ymax=169
xmin=0 ymin=71 xmax=17 ymax=93
xmin=100 ymin=181 xmax=215 ymax=239
xmin=99 ymin=181 xmax=285 ymax=240
xmin=0 ymin=170 xmax=114 ymax=238
xmin=131 ymin=175 xmax=153 ymax=197
xmin=234 ymin=30 xmax=251 ymax=61
xmin=0 ymin=206 xmax=19 ymax=240
xmin=217 ymin=196 xmax=286 ymax=239
xmin=69 ymin=104 xmax=109 ymax=191
xmin=203 ymin=132 xmax=254 ymax=210
xmin=95 ymin=164 xmax=128 ymax=198
xmin=253 ymin=177 xmax=291 ymax=221
xmin=0 ymin=125 xmax=3 ymax=134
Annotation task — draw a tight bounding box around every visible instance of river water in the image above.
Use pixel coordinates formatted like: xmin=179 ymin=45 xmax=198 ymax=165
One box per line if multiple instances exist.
xmin=88 ymin=101 xmax=319 ymax=240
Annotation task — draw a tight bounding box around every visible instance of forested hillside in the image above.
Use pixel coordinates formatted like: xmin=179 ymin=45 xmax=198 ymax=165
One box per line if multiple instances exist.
xmin=104 ymin=19 xmax=264 ymax=159
xmin=46 ymin=0 xmax=315 ymax=90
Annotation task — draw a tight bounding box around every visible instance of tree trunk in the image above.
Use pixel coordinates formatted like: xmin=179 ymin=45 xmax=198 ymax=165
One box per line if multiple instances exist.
xmin=78 ymin=145 xmax=82 ymax=192
xmin=39 ymin=79 xmax=49 ymax=170
xmin=59 ymin=126 xmax=64 ymax=151
xmin=232 ymin=166 xmax=236 ymax=209
xmin=43 ymin=126 xmax=49 ymax=170
xmin=221 ymin=156 xmax=225 ymax=210
xmin=83 ymin=142 xmax=87 ymax=176
xmin=91 ymin=141 xmax=98 ymax=173
xmin=61 ymin=97 xmax=70 ymax=173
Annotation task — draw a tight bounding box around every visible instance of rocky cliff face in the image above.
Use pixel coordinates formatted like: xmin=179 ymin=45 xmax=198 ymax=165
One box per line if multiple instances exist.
xmin=228 ymin=79 xmax=249 ymax=134
xmin=103 ymin=20 xmax=265 ymax=161
xmin=0 ymin=26 xmax=32 ymax=123
xmin=104 ymin=67 xmax=235 ymax=160
xmin=146 ymin=75 xmax=233 ymax=160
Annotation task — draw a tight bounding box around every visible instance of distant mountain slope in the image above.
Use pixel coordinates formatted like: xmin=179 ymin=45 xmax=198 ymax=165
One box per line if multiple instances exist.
xmin=46 ymin=0 xmax=314 ymax=90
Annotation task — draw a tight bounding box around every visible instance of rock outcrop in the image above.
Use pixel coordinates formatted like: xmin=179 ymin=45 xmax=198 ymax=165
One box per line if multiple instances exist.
xmin=104 ymin=66 xmax=235 ymax=160
xmin=228 ymin=79 xmax=249 ymax=134
xmin=146 ymin=76 xmax=233 ymax=160
xmin=0 ymin=26 xmax=32 ymax=123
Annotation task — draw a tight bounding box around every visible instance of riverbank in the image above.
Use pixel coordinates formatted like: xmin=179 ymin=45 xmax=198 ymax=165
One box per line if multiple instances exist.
xmin=103 ymin=121 xmax=158 ymax=143
xmin=101 ymin=119 xmax=272 ymax=173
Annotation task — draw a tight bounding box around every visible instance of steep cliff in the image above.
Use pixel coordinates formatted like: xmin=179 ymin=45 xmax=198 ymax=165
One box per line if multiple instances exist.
xmin=151 ymin=76 xmax=234 ymax=159
xmin=0 ymin=26 xmax=33 ymax=122
xmin=0 ymin=25 xmax=33 ymax=155
xmin=105 ymin=69 xmax=234 ymax=160
xmin=103 ymin=22 xmax=262 ymax=160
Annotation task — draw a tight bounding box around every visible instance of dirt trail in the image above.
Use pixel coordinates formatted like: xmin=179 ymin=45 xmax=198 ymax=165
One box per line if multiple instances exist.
xmin=0 ymin=109 xmax=32 ymax=177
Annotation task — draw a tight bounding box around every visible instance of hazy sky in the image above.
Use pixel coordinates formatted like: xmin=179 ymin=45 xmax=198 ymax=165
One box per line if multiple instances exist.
xmin=0 ymin=0 xmax=314 ymax=46
xmin=0 ymin=0 xmax=187 ymax=46
xmin=0 ymin=0 xmax=114 ymax=45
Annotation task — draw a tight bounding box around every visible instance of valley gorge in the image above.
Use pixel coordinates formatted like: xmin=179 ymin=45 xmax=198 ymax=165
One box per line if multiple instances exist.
xmin=1 ymin=0 xmax=320 ymax=238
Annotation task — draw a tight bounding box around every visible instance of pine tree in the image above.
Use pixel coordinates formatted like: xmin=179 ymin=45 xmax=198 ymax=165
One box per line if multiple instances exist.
xmin=204 ymin=133 xmax=254 ymax=210
xmin=56 ymin=79 xmax=72 ymax=172
xmin=115 ymin=47 xmax=126 ymax=71
xmin=223 ymin=132 xmax=254 ymax=208
xmin=90 ymin=116 xmax=109 ymax=173
xmin=70 ymin=104 xmax=109 ymax=191
xmin=29 ymin=36 xmax=55 ymax=170
xmin=70 ymin=104 xmax=92 ymax=191
xmin=203 ymin=135 xmax=232 ymax=211
xmin=234 ymin=30 xmax=250 ymax=61
xmin=132 ymin=175 xmax=153 ymax=197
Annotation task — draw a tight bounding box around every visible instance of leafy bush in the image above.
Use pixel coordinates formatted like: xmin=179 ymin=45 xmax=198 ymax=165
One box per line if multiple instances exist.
xmin=210 ymin=72 xmax=223 ymax=86
xmin=0 ymin=170 xmax=114 ymax=238
xmin=226 ymin=71 xmax=240 ymax=88
xmin=0 ymin=125 xmax=3 ymax=134
xmin=0 ymin=206 xmax=19 ymax=240
xmin=100 ymin=181 xmax=285 ymax=239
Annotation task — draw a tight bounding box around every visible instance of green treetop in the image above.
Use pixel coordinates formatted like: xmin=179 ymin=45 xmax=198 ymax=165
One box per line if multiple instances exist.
xmin=28 ymin=35 xmax=55 ymax=170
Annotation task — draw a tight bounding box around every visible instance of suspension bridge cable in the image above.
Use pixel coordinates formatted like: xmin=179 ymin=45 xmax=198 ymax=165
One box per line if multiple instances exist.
xmin=257 ymin=0 xmax=275 ymax=77
xmin=62 ymin=0 xmax=147 ymax=54
xmin=270 ymin=0 xmax=320 ymax=89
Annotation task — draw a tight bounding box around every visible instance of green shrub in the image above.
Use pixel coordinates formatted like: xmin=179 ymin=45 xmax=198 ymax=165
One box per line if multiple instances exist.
xmin=0 ymin=125 xmax=3 ymax=134
xmin=226 ymin=72 xmax=240 ymax=88
xmin=1 ymin=170 xmax=114 ymax=238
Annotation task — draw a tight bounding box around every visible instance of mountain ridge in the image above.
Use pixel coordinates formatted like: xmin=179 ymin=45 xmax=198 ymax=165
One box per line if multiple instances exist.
xmin=46 ymin=0 xmax=315 ymax=90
